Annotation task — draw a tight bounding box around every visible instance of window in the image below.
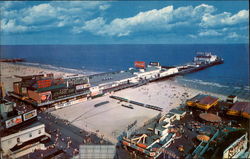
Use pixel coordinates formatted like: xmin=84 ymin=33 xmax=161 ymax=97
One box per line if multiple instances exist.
xmin=38 ymin=130 xmax=41 ymax=134
xmin=29 ymin=133 xmax=32 ymax=138
xmin=17 ymin=138 xmax=20 ymax=143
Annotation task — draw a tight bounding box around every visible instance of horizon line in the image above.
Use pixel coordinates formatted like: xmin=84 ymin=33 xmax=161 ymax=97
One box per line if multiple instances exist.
xmin=0 ymin=43 xmax=249 ymax=46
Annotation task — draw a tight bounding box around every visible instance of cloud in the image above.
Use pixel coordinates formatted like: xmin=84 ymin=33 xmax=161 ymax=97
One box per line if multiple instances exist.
xmin=75 ymin=4 xmax=218 ymax=37
xmin=1 ymin=19 xmax=28 ymax=33
xmin=227 ymin=32 xmax=240 ymax=39
xmin=200 ymin=10 xmax=249 ymax=28
xmin=0 ymin=2 xmax=248 ymax=43
xmin=198 ymin=30 xmax=222 ymax=36
xmin=0 ymin=1 xmax=110 ymax=33
xmin=72 ymin=17 xmax=106 ymax=34
xmin=99 ymin=4 xmax=110 ymax=11
xmin=224 ymin=32 xmax=247 ymax=41
xmin=22 ymin=3 xmax=57 ymax=24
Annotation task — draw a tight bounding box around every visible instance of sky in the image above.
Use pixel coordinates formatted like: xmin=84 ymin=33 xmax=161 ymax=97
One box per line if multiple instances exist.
xmin=0 ymin=1 xmax=249 ymax=45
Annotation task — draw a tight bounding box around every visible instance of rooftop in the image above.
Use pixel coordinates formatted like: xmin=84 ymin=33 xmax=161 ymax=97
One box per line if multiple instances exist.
xmin=229 ymin=102 xmax=250 ymax=113
xmin=188 ymin=94 xmax=219 ymax=105
xmin=165 ymin=112 xmax=175 ymax=118
xmin=89 ymin=71 xmax=136 ymax=86
xmin=199 ymin=96 xmax=218 ymax=105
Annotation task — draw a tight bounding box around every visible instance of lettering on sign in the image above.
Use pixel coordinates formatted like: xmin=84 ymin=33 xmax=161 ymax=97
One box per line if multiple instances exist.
xmin=65 ymin=76 xmax=89 ymax=86
xmin=5 ymin=115 xmax=23 ymax=128
xmin=52 ymin=88 xmax=75 ymax=99
xmin=76 ymin=85 xmax=84 ymax=90
xmin=37 ymin=79 xmax=52 ymax=88
xmin=134 ymin=61 xmax=145 ymax=68
xmin=23 ymin=109 xmax=37 ymax=121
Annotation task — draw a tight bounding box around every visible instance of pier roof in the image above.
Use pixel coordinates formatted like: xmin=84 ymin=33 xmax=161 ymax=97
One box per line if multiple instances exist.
xmin=89 ymin=71 xmax=135 ymax=86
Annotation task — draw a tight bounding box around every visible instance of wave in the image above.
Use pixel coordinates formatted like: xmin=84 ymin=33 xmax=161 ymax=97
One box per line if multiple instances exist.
xmin=177 ymin=77 xmax=250 ymax=100
xmin=178 ymin=78 xmax=229 ymax=88
xmin=234 ymin=86 xmax=242 ymax=90
xmin=243 ymin=85 xmax=250 ymax=90
xmin=18 ymin=62 xmax=102 ymax=75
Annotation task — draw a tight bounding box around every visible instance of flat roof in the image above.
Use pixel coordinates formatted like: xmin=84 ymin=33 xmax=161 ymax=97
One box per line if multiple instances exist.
xmin=165 ymin=112 xmax=175 ymax=118
xmin=132 ymin=66 xmax=160 ymax=74
xmin=230 ymin=102 xmax=250 ymax=113
xmin=89 ymin=71 xmax=135 ymax=86
xmin=189 ymin=94 xmax=207 ymax=101
xmin=199 ymin=96 xmax=218 ymax=105
xmin=89 ymin=66 xmax=160 ymax=87
xmin=189 ymin=94 xmax=218 ymax=105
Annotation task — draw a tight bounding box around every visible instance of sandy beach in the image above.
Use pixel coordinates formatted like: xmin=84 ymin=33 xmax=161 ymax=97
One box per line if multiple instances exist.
xmin=1 ymin=62 xmax=248 ymax=143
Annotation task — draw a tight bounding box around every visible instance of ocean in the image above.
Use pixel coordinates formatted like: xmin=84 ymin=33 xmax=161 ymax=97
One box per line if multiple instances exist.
xmin=1 ymin=44 xmax=249 ymax=99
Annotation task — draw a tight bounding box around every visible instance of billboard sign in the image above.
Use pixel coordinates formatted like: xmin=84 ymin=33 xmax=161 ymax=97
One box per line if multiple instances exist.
xmin=134 ymin=61 xmax=145 ymax=68
xmin=223 ymin=133 xmax=248 ymax=159
xmin=5 ymin=115 xmax=23 ymax=128
xmin=23 ymin=109 xmax=37 ymax=121
xmin=39 ymin=91 xmax=51 ymax=102
xmin=52 ymin=88 xmax=75 ymax=99
xmin=65 ymin=76 xmax=89 ymax=86
xmin=76 ymin=84 xmax=84 ymax=90
xmin=37 ymin=79 xmax=52 ymax=88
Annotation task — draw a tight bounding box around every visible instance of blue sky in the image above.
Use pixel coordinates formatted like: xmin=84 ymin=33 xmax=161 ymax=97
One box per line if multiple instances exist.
xmin=0 ymin=1 xmax=249 ymax=44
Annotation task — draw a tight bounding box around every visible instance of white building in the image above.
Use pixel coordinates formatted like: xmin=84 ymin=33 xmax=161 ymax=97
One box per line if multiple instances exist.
xmin=0 ymin=122 xmax=51 ymax=159
xmin=163 ymin=113 xmax=177 ymax=123
xmin=159 ymin=68 xmax=179 ymax=77
xmin=169 ymin=109 xmax=186 ymax=120
xmin=194 ymin=52 xmax=217 ymax=63
xmin=133 ymin=66 xmax=161 ymax=80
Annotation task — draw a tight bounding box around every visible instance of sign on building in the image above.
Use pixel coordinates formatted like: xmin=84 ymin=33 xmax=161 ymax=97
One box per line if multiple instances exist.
xmin=76 ymin=84 xmax=84 ymax=90
xmin=134 ymin=61 xmax=146 ymax=68
xmin=37 ymin=79 xmax=52 ymax=88
xmin=65 ymin=76 xmax=89 ymax=86
xmin=52 ymin=88 xmax=75 ymax=99
xmin=40 ymin=91 xmax=52 ymax=102
xmin=23 ymin=109 xmax=37 ymax=121
xmin=5 ymin=115 xmax=23 ymax=128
